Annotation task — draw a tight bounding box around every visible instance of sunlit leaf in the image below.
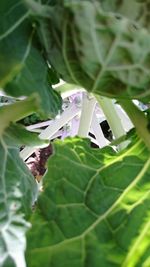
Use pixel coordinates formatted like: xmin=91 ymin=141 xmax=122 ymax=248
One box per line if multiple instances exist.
xmin=26 ymin=137 xmax=150 ymax=267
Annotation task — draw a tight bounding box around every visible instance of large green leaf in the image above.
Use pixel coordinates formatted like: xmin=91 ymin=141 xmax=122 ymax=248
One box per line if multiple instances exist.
xmin=26 ymin=137 xmax=150 ymax=267
xmin=0 ymin=0 xmax=62 ymax=117
xmin=0 ymin=96 xmax=49 ymax=267
xmin=40 ymin=0 xmax=150 ymax=101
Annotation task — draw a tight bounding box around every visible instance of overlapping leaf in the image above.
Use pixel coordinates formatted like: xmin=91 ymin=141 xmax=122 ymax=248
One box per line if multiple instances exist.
xmin=26 ymin=137 xmax=150 ymax=267
xmin=0 ymin=0 xmax=62 ymax=117
xmin=43 ymin=0 xmax=150 ymax=101
xmin=0 ymin=97 xmax=48 ymax=267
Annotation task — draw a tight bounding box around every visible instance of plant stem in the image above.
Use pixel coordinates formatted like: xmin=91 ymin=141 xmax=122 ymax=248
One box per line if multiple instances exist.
xmin=91 ymin=110 xmax=109 ymax=147
xmin=20 ymin=102 xmax=81 ymax=160
xmin=78 ymin=93 xmax=96 ymax=137
xmin=95 ymin=95 xmax=127 ymax=150
xmin=119 ymin=99 xmax=150 ymax=150
xmin=0 ymin=94 xmax=40 ymax=136
xmin=54 ymin=82 xmax=83 ymax=99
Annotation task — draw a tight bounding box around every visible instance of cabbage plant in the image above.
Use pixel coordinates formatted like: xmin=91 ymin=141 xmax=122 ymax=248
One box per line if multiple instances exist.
xmin=0 ymin=1 xmax=150 ymax=267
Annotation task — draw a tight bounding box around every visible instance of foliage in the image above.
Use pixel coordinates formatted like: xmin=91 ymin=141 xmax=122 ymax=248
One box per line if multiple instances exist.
xmin=0 ymin=0 xmax=62 ymax=117
xmin=0 ymin=96 xmax=49 ymax=267
xmin=26 ymin=137 xmax=150 ymax=267
xmin=0 ymin=1 xmax=150 ymax=267
xmin=43 ymin=0 xmax=150 ymax=101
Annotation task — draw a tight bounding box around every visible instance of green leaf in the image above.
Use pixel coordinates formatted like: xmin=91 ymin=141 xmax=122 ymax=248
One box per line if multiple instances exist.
xmin=0 ymin=0 xmax=29 ymax=86
xmin=99 ymin=0 xmax=150 ymax=31
xmin=44 ymin=0 xmax=150 ymax=101
xmin=47 ymin=66 xmax=60 ymax=85
xmin=4 ymin=45 xmax=62 ymax=118
xmin=5 ymin=122 xmax=49 ymax=148
xmin=0 ymin=0 xmax=62 ymax=117
xmin=0 ymin=96 xmax=49 ymax=267
xmin=0 ymin=133 xmax=38 ymax=267
xmin=26 ymin=137 xmax=150 ymax=267
xmin=0 ymin=94 xmax=40 ymax=135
